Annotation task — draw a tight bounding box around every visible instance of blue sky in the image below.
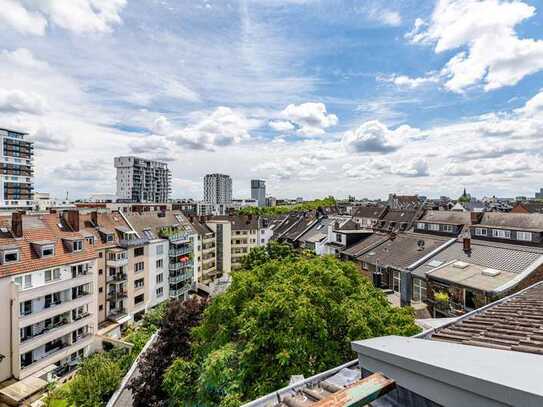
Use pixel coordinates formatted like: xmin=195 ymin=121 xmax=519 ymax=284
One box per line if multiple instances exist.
xmin=1 ymin=0 xmax=543 ymax=200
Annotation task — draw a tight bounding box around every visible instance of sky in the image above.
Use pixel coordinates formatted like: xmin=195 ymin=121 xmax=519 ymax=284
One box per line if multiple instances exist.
xmin=1 ymin=0 xmax=543 ymax=201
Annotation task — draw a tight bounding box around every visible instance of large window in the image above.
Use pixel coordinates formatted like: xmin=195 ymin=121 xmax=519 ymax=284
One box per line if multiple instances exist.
xmin=412 ymin=279 xmax=427 ymax=303
xmin=45 ymin=268 xmax=61 ymax=282
xmin=428 ymin=224 xmax=440 ymax=231
xmin=73 ymin=240 xmax=83 ymax=252
xmin=135 ymin=294 xmax=144 ymax=305
xmin=517 ymin=231 xmax=532 ymax=242
xmin=392 ymin=271 xmax=400 ymax=293
xmin=156 ymin=259 xmax=163 ymax=269
xmin=134 ymin=247 xmax=144 ymax=257
xmin=474 ymin=228 xmax=487 ymax=236
xmin=135 ymin=262 xmax=144 ymax=273
xmin=416 ymin=223 xmax=425 ymax=230
xmin=443 ymin=224 xmax=454 ymax=233
xmin=492 ymin=229 xmax=511 ymax=239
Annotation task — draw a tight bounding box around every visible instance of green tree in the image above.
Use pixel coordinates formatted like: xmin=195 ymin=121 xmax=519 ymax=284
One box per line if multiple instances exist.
xmin=65 ymin=353 xmax=122 ymax=407
xmin=241 ymin=241 xmax=296 ymax=269
xmin=183 ymin=255 xmax=420 ymax=405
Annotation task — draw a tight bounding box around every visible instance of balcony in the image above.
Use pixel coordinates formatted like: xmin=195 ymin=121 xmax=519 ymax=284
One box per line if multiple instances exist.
xmin=107 ymin=256 xmax=128 ymax=268
xmin=107 ymin=273 xmax=128 ymax=283
xmin=169 ymin=261 xmax=193 ymax=271
xmin=18 ymin=273 xmax=94 ymax=302
xmin=169 ymin=271 xmax=193 ymax=284
xmin=169 ymin=247 xmax=192 ymax=257
xmin=20 ymin=295 xmax=94 ymax=328
xmin=107 ymin=290 xmax=128 ymax=301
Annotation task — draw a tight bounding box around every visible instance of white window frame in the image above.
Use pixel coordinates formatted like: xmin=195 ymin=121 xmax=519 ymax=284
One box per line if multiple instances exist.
xmin=41 ymin=245 xmax=55 ymax=257
xmin=416 ymin=223 xmax=425 ymax=230
xmin=492 ymin=229 xmax=511 ymax=239
xmin=392 ymin=270 xmax=400 ymax=293
xmin=443 ymin=224 xmax=454 ymax=233
xmin=3 ymin=249 xmax=19 ymax=263
xmin=474 ymin=228 xmax=487 ymax=237
xmin=73 ymin=240 xmax=83 ymax=252
xmin=517 ymin=231 xmax=532 ymax=242
xmin=156 ymin=244 xmax=164 ymax=255
xmin=412 ymin=278 xmax=427 ymax=303
xmin=428 ymin=224 xmax=440 ymax=232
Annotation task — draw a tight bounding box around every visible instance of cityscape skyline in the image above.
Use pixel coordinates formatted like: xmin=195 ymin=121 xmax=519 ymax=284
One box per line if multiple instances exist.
xmin=1 ymin=1 xmax=543 ymax=200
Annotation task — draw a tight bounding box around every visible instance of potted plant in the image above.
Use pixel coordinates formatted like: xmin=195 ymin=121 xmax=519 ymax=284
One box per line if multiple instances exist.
xmin=434 ymin=291 xmax=449 ymax=303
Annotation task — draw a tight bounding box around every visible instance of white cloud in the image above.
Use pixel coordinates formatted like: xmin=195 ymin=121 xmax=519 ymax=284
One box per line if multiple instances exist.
xmin=170 ymin=107 xmax=253 ymax=151
xmin=406 ymin=0 xmax=543 ymax=92
xmin=342 ymin=120 xmax=421 ymax=154
xmin=129 ymin=135 xmax=177 ymax=162
xmin=29 ymin=126 xmax=72 ymax=152
xmin=52 ymin=159 xmax=110 ymax=182
xmin=391 ymin=158 xmax=430 ymax=177
xmin=0 ymin=89 xmax=46 ymax=114
xmin=268 ymin=120 xmax=295 ymax=132
xmin=0 ymin=0 xmax=126 ymax=35
xmin=0 ymin=0 xmax=47 ymax=35
xmin=275 ymin=102 xmax=338 ymax=136
xmin=378 ymin=73 xmax=439 ymax=89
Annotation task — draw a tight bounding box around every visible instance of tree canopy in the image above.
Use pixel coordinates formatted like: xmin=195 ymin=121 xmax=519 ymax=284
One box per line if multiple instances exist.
xmin=237 ymin=196 xmax=336 ymax=216
xmin=163 ymin=248 xmax=420 ymax=406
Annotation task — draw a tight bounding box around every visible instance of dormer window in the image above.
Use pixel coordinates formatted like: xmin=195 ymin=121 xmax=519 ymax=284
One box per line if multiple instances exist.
xmin=4 ymin=249 xmax=19 ymax=263
xmin=106 ymin=234 xmax=113 ymax=242
xmin=73 ymin=240 xmax=83 ymax=251
xmin=85 ymin=236 xmax=95 ymax=245
xmin=42 ymin=245 xmax=55 ymax=257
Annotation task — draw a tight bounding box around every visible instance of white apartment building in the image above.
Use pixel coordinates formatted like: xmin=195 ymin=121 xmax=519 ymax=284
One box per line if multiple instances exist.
xmin=0 ymin=212 xmax=98 ymax=382
xmin=204 ymin=173 xmax=232 ymax=204
xmin=145 ymin=239 xmax=169 ymax=308
xmin=0 ymin=127 xmax=34 ymax=210
xmin=114 ymin=156 xmax=171 ymax=203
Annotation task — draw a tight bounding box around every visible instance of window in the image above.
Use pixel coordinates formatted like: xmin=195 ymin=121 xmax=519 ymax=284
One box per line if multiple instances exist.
xmin=135 ymin=294 xmax=144 ymax=305
xmin=416 ymin=223 xmax=425 ymax=230
xmin=99 ymin=304 xmax=103 ymax=311
xmin=134 ymin=247 xmax=144 ymax=257
xmin=20 ymin=300 xmax=32 ymax=316
xmin=98 ymin=269 xmax=103 ymax=275
xmin=336 ymin=233 xmax=342 ymax=242
xmin=465 ymin=289 xmax=476 ymax=310
xmin=45 ymin=268 xmax=61 ymax=282
xmin=492 ymin=229 xmax=511 ymax=239
xmin=474 ymin=228 xmax=487 ymax=236
xmin=361 ymin=262 xmax=369 ymax=270
xmin=135 ymin=262 xmax=144 ymax=273
xmin=156 ymin=259 xmax=163 ymax=269
xmin=156 ymin=273 xmax=163 ymax=284
xmin=14 ymin=276 xmax=22 ymax=287
xmin=156 ymin=287 xmax=164 ymax=297
xmin=42 ymin=245 xmax=55 ymax=257
xmin=73 ymin=240 xmax=83 ymax=252
xmin=517 ymin=231 xmax=532 ymax=242
xmin=156 ymin=244 xmax=164 ymax=255
xmin=24 ymin=275 xmax=32 ymax=288
xmin=85 ymin=236 xmax=95 ymax=245
xmin=106 ymin=234 xmax=114 ymax=242
xmin=412 ymin=279 xmax=427 ymax=303
xmin=392 ymin=270 xmax=400 ymax=293
xmin=4 ymin=249 xmax=19 ymax=263
xmin=428 ymin=224 xmax=440 ymax=231
xmin=99 ymin=287 xmax=103 ymax=293
xmin=135 ymin=278 xmax=144 ymax=289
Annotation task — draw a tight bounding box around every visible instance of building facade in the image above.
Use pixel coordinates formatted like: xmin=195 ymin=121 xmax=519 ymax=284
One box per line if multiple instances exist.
xmin=250 ymin=179 xmax=266 ymax=207
xmin=0 ymin=128 xmax=34 ymax=210
xmin=203 ymin=173 xmax=232 ymax=204
xmin=114 ymin=156 xmax=171 ymax=203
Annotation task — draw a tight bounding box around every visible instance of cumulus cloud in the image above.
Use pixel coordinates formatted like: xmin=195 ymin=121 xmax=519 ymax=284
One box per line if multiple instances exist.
xmin=342 ymin=120 xmax=422 ymax=154
xmin=365 ymin=6 xmax=402 ymax=26
xmin=406 ymin=0 xmax=543 ymax=92
xmin=273 ymin=102 xmax=338 ymax=136
xmin=391 ymin=158 xmax=430 ymax=177
xmin=255 ymin=156 xmax=326 ymax=181
xmin=170 ymin=107 xmax=252 ymax=151
xmin=52 ymin=160 xmax=109 ymax=182
xmin=129 ymin=135 xmax=177 ymax=162
xmin=443 ymin=162 xmax=474 ymax=176
xmin=0 ymin=89 xmax=46 ymax=114
xmin=450 ymin=143 xmax=528 ymax=160
xmin=29 ymin=127 xmax=72 ymax=152
xmin=0 ymin=0 xmax=126 ymax=35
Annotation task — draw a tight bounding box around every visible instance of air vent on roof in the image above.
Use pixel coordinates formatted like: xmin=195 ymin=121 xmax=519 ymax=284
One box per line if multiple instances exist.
xmin=428 ymin=260 xmax=444 ymax=268
xmin=453 ymin=261 xmax=469 ymax=269
xmin=482 ymin=268 xmax=501 ymax=277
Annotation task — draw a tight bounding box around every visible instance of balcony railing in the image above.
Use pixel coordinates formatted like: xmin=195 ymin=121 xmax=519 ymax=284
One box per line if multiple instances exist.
xmin=169 ymin=271 xmax=193 ymax=284
xmin=107 ymin=290 xmax=128 ymax=301
xmin=169 ymin=247 xmax=192 ymax=257
xmin=169 ymin=261 xmax=193 ymax=271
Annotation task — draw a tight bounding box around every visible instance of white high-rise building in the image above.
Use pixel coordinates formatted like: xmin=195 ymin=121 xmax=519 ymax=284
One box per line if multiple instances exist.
xmin=251 ymin=180 xmax=266 ymax=207
xmin=114 ymin=156 xmax=171 ymax=203
xmin=204 ymin=173 xmax=232 ymax=204
xmin=0 ymin=128 xmax=34 ymax=209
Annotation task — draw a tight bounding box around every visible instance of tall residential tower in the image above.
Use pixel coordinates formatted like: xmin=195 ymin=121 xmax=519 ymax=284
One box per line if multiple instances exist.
xmin=0 ymin=128 xmax=33 ymax=209
xmin=114 ymin=156 xmax=171 ymax=203
xmin=203 ymin=173 xmax=232 ymax=204
xmin=251 ymin=179 xmax=266 ymax=207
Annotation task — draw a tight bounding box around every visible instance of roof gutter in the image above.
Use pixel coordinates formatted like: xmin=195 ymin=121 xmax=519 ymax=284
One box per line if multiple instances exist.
xmin=406 ymin=238 xmax=457 ymax=271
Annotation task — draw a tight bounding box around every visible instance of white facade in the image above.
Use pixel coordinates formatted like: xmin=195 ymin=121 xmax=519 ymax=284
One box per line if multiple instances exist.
xmin=0 ymin=128 xmax=34 ymax=209
xmin=203 ymin=173 xmax=232 ymax=204
xmin=146 ymin=239 xmax=169 ymax=308
xmin=114 ymin=156 xmax=171 ymax=203
xmin=0 ymin=259 xmax=98 ymax=382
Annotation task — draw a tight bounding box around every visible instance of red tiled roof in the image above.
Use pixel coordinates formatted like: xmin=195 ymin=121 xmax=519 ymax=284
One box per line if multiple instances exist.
xmin=0 ymin=213 xmax=99 ymax=277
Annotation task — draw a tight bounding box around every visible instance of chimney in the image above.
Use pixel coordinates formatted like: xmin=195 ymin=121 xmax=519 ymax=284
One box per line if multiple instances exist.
xmin=91 ymin=211 xmax=99 ymax=226
xmin=470 ymin=211 xmax=482 ymax=225
xmin=64 ymin=210 xmax=80 ymax=232
xmin=11 ymin=211 xmax=23 ymax=238
xmin=463 ymin=237 xmax=471 ymax=253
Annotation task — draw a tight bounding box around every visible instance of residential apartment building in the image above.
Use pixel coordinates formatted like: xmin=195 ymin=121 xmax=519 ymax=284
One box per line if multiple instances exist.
xmin=250 ymin=179 xmax=266 ymax=207
xmin=114 ymin=156 xmax=171 ymax=203
xmin=0 ymin=127 xmax=34 ymax=210
xmin=0 ymin=211 xmax=98 ymax=382
xmin=188 ymin=217 xmax=218 ymax=283
xmin=205 ymin=218 xmax=232 ymax=277
xmin=124 ymin=211 xmax=197 ymax=300
xmin=203 ymin=173 xmax=232 ymax=204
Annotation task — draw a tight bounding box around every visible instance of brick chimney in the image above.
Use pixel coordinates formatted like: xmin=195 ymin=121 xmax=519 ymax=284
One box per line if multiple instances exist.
xmin=11 ymin=211 xmax=23 ymax=238
xmin=470 ymin=211 xmax=482 ymax=225
xmin=64 ymin=210 xmax=80 ymax=232
xmin=463 ymin=236 xmax=471 ymax=253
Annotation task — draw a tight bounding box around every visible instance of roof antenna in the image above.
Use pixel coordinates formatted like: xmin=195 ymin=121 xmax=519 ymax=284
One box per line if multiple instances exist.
xmin=65 ymin=191 xmax=69 ymax=202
